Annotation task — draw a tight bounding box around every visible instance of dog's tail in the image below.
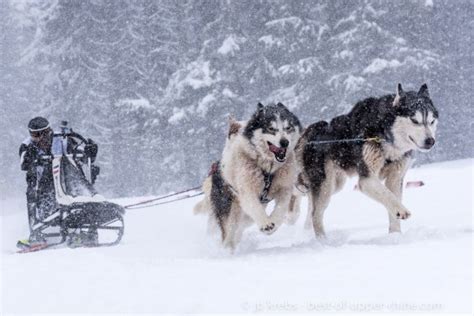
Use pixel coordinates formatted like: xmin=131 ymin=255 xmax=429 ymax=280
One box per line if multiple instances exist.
xmin=193 ymin=176 xmax=212 ymax=215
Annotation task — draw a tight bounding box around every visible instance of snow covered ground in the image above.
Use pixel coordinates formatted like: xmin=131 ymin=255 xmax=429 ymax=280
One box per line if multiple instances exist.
xmin=1 ymin=159 xmax=472 ymax=314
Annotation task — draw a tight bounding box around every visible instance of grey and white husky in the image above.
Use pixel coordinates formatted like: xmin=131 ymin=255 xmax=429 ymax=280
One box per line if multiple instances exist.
xmin=296 ymin=83 xmax=438 ymax=236
xmin=194 ymin=102 xmax=302 ymax=250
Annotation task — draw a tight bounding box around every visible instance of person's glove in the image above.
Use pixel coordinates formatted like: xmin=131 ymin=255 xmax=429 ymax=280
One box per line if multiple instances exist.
xmin=36 ymin=155 xmax=52 ymax=166
xmin=84 ymin=139 xmax=98 ymax=159
xmin=21 ymin=146 xmax=38 ymax=170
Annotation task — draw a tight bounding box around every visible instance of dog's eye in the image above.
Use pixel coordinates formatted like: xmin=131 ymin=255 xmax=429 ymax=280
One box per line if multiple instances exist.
xmin=284 ymin=126 xmax=294 ymax=132
xmin=267 ymin=127 xmax=278 ymax=133
xmin=430 ymin=120 xmax=436 ymax=125
xmin=410 ymin=118 xmax=420 ymax=125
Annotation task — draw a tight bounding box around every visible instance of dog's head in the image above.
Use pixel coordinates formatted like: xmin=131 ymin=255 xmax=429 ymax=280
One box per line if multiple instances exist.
xmin=243 ymin=102 xmax=302 ymax=164
xmin=391 ymin=83 xmax=439 ymax=152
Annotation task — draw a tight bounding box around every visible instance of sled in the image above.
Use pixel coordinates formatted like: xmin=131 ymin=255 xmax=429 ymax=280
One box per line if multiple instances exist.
xmin=17 ymin=123 xmax=125 ymax=252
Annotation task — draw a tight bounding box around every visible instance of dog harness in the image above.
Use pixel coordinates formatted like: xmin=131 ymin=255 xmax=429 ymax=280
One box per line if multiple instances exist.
xmin=208 ymin=161 xmax=220 ymax=176
xmin=259 ymin=170 xmax=274 ymax=204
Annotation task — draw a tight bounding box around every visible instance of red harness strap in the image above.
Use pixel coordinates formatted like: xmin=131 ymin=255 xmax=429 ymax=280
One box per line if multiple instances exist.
xmin=208 ymin=161 xmax=219 ymax=176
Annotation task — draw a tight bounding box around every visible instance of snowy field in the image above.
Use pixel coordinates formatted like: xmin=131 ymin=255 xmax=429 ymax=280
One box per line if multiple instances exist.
xmin=1 ymin=159 xmax=472 ymax=314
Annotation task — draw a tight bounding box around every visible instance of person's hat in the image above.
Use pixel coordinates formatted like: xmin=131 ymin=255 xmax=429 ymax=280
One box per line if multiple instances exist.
xmin=28 ymin=117 xmax=50 ymax=132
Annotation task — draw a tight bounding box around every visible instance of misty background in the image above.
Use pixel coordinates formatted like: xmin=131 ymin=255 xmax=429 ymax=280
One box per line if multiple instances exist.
xmin=1 ymin=0 xmax=472 ymax=199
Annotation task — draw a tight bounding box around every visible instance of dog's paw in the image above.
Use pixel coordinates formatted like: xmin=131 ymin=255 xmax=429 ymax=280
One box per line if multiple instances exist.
xmin=259 ymin=222 xmax=276 ymax=235
xmin=395 ymin=208 xmax=411 ymax=220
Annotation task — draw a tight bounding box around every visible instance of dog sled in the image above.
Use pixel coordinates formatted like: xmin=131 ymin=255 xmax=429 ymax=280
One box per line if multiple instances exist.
xmin=17 ymin=126 xmax=125 ymax=253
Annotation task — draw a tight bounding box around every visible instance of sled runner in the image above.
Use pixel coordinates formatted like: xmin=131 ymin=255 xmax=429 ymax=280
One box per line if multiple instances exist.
xmin=17 ymin=124 xmax=124 ymax=253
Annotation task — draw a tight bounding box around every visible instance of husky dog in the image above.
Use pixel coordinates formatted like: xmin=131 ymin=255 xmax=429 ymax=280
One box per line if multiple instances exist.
xmin=296 ymin=83 xmax=438 ymax=236
xmin=194 ymin=102 xmax=302 ymax=250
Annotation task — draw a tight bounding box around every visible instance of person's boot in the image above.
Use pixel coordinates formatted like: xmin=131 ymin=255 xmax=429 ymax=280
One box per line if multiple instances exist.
xmin=67 ymin=229 xmax=99 ymax=248
xmin=17 ymin=231 xmax=47 ymax=250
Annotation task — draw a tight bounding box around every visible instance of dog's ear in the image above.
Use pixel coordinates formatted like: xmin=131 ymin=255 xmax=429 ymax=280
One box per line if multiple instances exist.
xmin=418 ymin=83 xmax=430 ymax=98
xmin=228 ymin=114 xmax=237 ymax=127
xmin=276 ymin=102 xmax=288 ymax=110
xmin=227 ymin=115 xmax=241 ymax=138
xmin=255 ymin=102 xmax=265 ymax=116
xmin=393 ymin=83 xmax=405 ymax=106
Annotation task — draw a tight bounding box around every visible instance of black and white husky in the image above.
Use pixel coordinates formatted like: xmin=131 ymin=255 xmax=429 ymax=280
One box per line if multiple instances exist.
xmin=296 ymin=83 xmax=438 ymax=236
xmin=194 ymin=102 xmax=302 ymax=250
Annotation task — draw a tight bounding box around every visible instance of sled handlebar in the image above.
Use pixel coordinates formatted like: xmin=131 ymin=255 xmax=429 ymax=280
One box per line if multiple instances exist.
xmin=53 ymin=131 xmax=91 ymax=153
xmin=53 ymin=131 xmax=88 ymax=144
xmin=36 ymin=153 xmax=85 ymax=163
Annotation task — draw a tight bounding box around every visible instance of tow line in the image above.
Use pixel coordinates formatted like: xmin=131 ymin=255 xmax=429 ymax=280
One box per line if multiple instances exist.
xmin=123 ymin=186 xmax=203 ymax=210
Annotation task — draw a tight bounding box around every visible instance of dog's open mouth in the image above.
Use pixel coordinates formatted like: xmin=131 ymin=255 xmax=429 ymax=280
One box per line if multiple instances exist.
xmin=268 ymin=142 xmax=287 ymax=162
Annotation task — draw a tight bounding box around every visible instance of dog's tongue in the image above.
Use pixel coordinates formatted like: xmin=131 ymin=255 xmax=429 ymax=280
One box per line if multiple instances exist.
xmin=269 ymin=143 xmax=286 ymax=156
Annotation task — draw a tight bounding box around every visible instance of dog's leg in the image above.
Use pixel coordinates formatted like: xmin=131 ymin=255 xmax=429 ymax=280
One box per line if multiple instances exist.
xmin=222 ymin=206 xmax=252 ymax=251
xmin=304 ymin=193 xmax=313 ymax=229
xmin=269 ymin=189 xmax=292 ymax=229
xmin=306 ymin=171 xmax=346 ymax=230
xmin=222 ymin=224 xmax=237 ymax=251
xmin=310 ymin=176 xmax=334 ymax=237
xmin=382 ymin=159 xmax=410 ymax=233
xmin=304 ymin=179 xmax=334 ymax=231
xmin=231 ymin=213 xmax=253 ymax=251
xmin=360 ymin=143 xmax=411 ymax=223
xmin=222 ymin=204 xmax=239 ymax=250
xmin=296 ymin=173 xmax=310 ymax=227
xmin=358 ymin=175 xmax=411 ymax=220
xmin=206 ymin=212 xmax=221 ymax=236
xmin=239 ymin=192 xmax=277 ymax=235
xmin=285 ymin=191 xmax=301 ymax=225
xmin=306 ymin=161 xmax=337 ymax=236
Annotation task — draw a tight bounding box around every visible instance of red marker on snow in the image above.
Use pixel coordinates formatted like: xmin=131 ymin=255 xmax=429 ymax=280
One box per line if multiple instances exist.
xmin=405 ymin=180 xmax=425 ymax=188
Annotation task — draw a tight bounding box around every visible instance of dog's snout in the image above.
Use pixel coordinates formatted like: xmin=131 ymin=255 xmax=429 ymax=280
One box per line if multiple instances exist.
xmin=424 ymin=137 xmax=435 ymax=149
xmin=280 ymin=138 xmax=289 ymax=148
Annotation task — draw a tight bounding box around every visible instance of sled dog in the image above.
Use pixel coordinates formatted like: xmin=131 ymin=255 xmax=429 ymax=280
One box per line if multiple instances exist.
xmin=296 ymin=83 xmax=438 ymax=236
xmin=194 ymin=102 xmax=302 ymax=250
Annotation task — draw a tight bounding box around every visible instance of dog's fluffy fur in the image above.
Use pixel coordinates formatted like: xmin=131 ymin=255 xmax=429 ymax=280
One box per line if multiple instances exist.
xmin=296 ymin=83 xmax=438 ymax=236
xmin=194 ymin=103 xmax=302 ymax=250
